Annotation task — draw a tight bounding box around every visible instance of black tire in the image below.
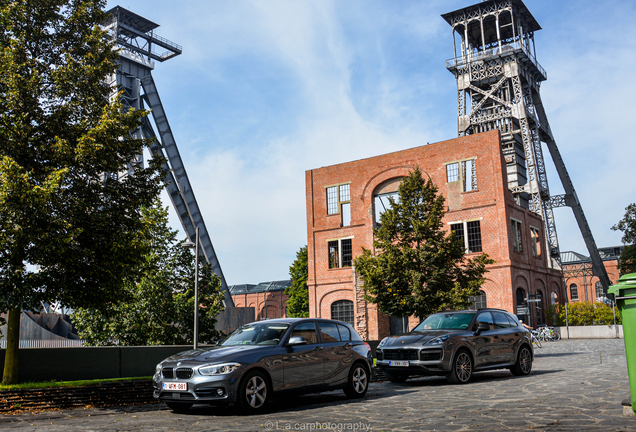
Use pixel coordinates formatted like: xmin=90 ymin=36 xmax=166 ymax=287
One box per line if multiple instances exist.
xmin=511 ymin=345 xmax=533 ymax=376
xmin=343 ymin=363 xmax=369 ymax=398
xmin=384 ymin=370 xmax=408 ymax=383
xmin=532 ymin=334 xmax=542 ymax=348
xmin=238 ymin=370 xmax=270 ymax=412
xmin=165 ymin=401 xmax=193 ymax=412
xmin=446 ymin=350 xmax=473 ymax=384
xmin=552 ymin=331 xmax=561 ymax=341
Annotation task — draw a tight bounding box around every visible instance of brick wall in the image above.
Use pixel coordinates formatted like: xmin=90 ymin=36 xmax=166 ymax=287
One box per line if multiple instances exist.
xmin=305 ymin=130 xmax=564 ymax=339
xmin=232 ymin=290 xmax=290 ymax=320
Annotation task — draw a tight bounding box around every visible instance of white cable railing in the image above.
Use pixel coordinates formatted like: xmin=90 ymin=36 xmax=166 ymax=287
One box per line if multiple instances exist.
xmin=0 ymin=339 xmax=86 ymax=349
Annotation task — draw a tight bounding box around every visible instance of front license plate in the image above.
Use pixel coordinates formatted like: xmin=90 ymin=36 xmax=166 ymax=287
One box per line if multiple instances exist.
xmin=389 ymin=361 xmax=409 ymax=367
xmin=162 ymin=382 xmax=187 ymax=391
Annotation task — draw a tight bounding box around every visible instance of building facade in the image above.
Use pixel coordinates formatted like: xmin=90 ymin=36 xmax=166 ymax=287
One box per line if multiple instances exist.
xmin=229 ymin=280 xmax=291 ymax=320
xmin=561 ymin=247 xmax=623 ymax=304
xmin=305 ymin=130 xmax=563 ymax=340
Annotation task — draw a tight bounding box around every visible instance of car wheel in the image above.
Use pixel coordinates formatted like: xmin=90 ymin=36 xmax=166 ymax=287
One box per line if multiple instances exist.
xmin=447 ymin=350 xmax=473 ymax=384
xmin=343 ymin=363 xmax=369 ymax=398
xmin=238 ymin=370 xmax=270 ymax=412
xmin=384 ymin=370 xmax=408 ymax=383
xmin=165 ymin=401 xmax=193 ymax=412
xmin=511 ymin=345 xmax=533 ymax=376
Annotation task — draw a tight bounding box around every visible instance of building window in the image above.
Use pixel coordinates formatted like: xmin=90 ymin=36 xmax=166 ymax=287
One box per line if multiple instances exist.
xmin=446 ymin=159 xmax=477 ymax=191
xmin=450 ymin=220 xmax=482 ymax=253
xmin=446 ymin=163 xmax=459 ymax=183
xmin=326 ymin=183 xmax=351 ymax=226
xmin=530 ymin=226 xmax=541 ymax=257
xmin=511 ymin=219 xmax=523 ymax=253
xmin=374 ymin=191 xmax=399 ymax=224
xmin=595 ymin=281 xmax=604 ymax=299
xmin=328 ymin=238 xmax=352 ymax=269
xmin=570 ymin=284 xmax=579 ymax=301
xmin=469 ymin=290 xmax=487 ymax=310
xmin=331 ymin=300 xmax=354 ymax=325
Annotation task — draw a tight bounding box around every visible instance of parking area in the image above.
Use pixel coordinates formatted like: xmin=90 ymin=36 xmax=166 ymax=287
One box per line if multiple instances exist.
xmin=2 ymin=339 xmax=634 ymax=431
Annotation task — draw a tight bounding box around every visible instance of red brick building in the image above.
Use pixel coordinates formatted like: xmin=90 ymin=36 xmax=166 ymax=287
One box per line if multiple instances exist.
xmin=561 ymin=247 xmax=623 ymax=303
xmin=230 ymin=281 xmax=291 ymax=320
xmin=305 ymin=130 xmax=563 ymax=340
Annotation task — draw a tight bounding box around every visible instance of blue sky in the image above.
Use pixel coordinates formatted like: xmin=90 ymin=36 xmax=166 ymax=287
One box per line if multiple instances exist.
xmin=105 ymin=0 xmax=636 ymax=286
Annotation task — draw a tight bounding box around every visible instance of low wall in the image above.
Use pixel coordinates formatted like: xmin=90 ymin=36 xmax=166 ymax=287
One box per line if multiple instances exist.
xmin=0 ymin=345 xmax=194 ymax=382
xmin=555 ymin=325 xmax=623 ymax=339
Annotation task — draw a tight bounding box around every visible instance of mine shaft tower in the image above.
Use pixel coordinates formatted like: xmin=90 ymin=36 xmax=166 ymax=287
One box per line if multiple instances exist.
xmin=442 ymin=0 xmax=611 ymax=291
xmin=103 ymin=6 xmax=234 ymax=306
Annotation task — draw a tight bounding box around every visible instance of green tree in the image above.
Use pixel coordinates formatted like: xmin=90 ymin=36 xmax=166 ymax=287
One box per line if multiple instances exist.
xmin=617 ymin=245 xmax=636 ymax=276
xmin=285 ymin=246 xmax=309 ymax=317
xmin=354 ymin=167 xmax=494 ymax=320
xmin=72 ymin=202 xmax=225 ymax=346
xmin=546 ymin=302 xmax=620 ymax=326
xmin=612 ymin=203 xmax=636 ymax=245
xmin=0 ymin=1 xmax=163 ymax=382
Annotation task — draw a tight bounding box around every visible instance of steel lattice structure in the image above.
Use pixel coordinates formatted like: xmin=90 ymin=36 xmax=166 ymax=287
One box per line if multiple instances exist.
xmin=103 ymin=6 xmax=234 ymax=306
xmin=442 ymin=0 xmax=611 ymax=291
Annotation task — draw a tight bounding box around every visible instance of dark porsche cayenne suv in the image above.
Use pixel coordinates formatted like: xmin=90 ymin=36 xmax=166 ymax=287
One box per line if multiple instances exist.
xmin=153 ymin=318 xmax=372 ymax=412
xmin=376 ymin=308 xmax=533 ymax=384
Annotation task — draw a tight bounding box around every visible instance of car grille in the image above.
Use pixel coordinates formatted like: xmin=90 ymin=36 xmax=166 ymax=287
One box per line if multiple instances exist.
xmin=176 ymin=368 xmax=194 ymax=379
xmin=420 ymin=350 xmax=442 ymax=361
xmin=383 ymin=349 xmax=419 ymax=361
xmin=162 ymin=367 xmax=194 ymax=379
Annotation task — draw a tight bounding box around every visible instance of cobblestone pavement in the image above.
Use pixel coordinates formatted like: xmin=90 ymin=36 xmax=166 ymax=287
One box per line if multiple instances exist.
xmin=1 ymin=339 xmax=634 ymax=431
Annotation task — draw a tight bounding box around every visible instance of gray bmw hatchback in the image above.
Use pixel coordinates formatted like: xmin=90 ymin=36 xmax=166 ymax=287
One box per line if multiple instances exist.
xmin=153 ymin=318 xmax=372 ymax=412
xmin=376 ymin=309 xmax=533 ymax=384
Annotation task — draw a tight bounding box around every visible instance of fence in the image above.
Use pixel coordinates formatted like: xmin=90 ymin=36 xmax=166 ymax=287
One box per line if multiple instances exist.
xmin=0 ymin=339 xmax=85 ymax=349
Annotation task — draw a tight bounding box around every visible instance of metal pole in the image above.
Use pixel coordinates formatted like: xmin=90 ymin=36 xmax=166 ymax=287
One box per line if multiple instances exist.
xmin=565 ymin=302 xmax=570 ymax=339
xmin=194 ymin=226 xmax=199 ymax=350
xmin=612 ymin=299 xmax=618 ymax=338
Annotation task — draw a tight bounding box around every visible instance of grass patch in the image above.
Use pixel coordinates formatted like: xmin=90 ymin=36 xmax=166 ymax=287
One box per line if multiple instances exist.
xmin=0 ymin=376 xmax=152 ymax=391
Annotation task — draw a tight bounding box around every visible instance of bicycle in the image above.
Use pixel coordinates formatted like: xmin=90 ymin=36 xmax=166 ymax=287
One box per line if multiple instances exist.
xmin=536 ymin=325 xmax=561 ymax=342
xmin=531 ymin=329 xmax=542 ymax=348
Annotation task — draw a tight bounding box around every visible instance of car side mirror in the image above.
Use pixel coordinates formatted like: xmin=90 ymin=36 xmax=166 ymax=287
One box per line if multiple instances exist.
xmin=474 ymin=324 xmax=490 ymax=335
xmin=286 ymin=336 xmax=308 ymax=346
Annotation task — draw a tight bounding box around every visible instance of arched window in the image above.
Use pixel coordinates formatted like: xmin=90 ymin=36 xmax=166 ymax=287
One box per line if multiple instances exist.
xmin=570 ymin=284 xmax=579 ymax=301
xmin=595 ymin=281 xmax=604 ymax=299
xmin=469 ymin=290 xmax=487 ymax=310
xmin=331 ymin=300 xmax=354 ymax=326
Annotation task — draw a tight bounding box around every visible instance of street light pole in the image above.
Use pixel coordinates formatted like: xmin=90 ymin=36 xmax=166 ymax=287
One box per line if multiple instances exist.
xmin=194 ymin=226 xmax=199 ymax=350
xmin=181 ymin=227 xmax=200 ymax=350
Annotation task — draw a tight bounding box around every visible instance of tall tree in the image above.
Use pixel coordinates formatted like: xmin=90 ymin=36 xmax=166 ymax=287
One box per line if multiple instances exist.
xmin=0 ymin=1 xmax=162 ymax=382
xmin=612 ymin=203 xmax=636 ymax=245
xmin=285 ymin=246 xmax=309 ymax=317
xmin=72 ymin=202 xmax=225 ymax=346
xmin=354 ymin=167 xmax=494 ymax=320
xmin=612 ymin=204 xmax=636 ymax=275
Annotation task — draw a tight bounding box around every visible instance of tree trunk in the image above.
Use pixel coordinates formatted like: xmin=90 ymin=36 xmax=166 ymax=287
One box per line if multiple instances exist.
xmin=2 ymin=308 xmax=20 ymax=384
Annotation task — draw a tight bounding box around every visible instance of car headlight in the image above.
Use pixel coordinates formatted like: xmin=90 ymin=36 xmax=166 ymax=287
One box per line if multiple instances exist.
xmin=425 ymin=335 xmax=449 ymax=345
xmin=198 ymin=362 xmax=241 ymax=376
xmin=378 ymin=337 xmax=389 ymax=347
xmin=154 ymin=363 xmax=163 ymax=379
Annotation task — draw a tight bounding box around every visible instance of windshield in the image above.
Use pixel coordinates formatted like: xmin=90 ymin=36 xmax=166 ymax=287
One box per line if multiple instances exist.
xmin=413 ymin=312 xmax=476 ymax=331
xmin=220 ymin=323 xmax=289 ymax=346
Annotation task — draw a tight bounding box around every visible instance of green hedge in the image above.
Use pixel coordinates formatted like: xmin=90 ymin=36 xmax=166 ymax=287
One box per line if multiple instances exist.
xmin=545 ymin=302 xmax=621 ymax=326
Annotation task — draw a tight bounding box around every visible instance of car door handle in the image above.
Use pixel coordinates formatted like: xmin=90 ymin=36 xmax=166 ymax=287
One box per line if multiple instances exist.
xmin=313 ymin=346 xmax=323 ymax=351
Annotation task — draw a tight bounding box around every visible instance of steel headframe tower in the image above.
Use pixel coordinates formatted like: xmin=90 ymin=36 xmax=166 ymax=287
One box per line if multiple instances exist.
xmin=103 ymin=6 xmax=235 ymax=306
xmin=441 ymin=0 xmax=611 ymax=291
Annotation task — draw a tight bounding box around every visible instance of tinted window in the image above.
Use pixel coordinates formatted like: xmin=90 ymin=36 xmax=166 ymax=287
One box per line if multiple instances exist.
xmin=337 ymin=324 xmax=351 ymax=341
xmin=413 ymin=312 xmax=475 ymax=331
xmin=492 ymin=311 xmax=512 ymax=329
xmin=221 ymin=323 xmax=289 ymax=346
xmin=505 ymin=312 xmax=521 ymax=327
xmin=475 ymin=312 xmax=494 ymax=330
xmin=318 ymin=322 xmax=341 ymax=342
xmin=290 ymin=322 xmax=318 ymax=344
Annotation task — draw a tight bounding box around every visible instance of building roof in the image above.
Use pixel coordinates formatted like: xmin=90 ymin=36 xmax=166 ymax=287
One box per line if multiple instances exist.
xmin=229 ymin=280 xmax=291 ymax=295
xmin=560 ymin=246 xmax=624 ymax=264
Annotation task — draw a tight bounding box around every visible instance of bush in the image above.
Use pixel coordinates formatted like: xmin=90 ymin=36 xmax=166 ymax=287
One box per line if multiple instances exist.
xmin=545 ymin=302 xmax=621 ymax=326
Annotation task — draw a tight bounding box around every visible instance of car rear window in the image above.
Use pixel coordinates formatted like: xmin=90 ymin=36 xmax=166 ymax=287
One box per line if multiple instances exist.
xmin=318 ymin=322 xmax=341 ymax=342
xmin=413 ymin=312 xmax=476 ymax=330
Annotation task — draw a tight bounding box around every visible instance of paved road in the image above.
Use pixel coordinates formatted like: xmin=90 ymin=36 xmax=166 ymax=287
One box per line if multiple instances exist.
xmin=2 ymin=339 xmax=634 ymax=431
